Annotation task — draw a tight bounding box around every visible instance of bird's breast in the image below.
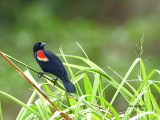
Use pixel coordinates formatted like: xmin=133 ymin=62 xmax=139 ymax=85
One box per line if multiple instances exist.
xmin=37 ymin=50 xmax=49 ymax=62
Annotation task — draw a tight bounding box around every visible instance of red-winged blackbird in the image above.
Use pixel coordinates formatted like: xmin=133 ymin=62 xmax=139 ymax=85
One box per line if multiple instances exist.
xmin=33 ymin=42 xmax=76 ymax=93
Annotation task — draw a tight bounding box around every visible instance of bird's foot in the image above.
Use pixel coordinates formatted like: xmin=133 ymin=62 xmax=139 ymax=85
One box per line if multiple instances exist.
xmin=53 ymin=77 xmax=58 ymax=85
xmin=38 ymin=72 xmax=49 ymax=78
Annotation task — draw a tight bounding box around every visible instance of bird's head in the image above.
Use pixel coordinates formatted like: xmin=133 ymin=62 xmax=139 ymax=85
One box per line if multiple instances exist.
xmin=33 ymin=42 xmax=46 ymax=53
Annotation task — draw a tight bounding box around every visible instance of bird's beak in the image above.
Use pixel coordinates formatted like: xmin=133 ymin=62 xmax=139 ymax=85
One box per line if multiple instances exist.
xmin=40 ymin=42 xmax=46 ymax=47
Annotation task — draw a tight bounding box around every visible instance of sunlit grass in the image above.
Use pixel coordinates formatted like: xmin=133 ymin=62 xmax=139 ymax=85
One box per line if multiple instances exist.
xmin=0 ymin=45 xmax=160 ymax=119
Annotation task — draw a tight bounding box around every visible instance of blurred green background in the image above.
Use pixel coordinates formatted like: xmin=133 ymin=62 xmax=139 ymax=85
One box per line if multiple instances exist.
xmin=1 ymin=0 xmax=160 ymax=119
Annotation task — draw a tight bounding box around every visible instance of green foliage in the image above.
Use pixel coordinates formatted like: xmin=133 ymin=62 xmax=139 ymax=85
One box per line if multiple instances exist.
xmin=1 ymin=46 xmax=160 ymax=119
xmin=0 ymin=101 xmax=3 ymax=120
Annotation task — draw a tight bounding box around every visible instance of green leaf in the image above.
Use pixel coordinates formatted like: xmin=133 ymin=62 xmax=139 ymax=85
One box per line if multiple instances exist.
xmin=84 ymin=74 xmax=92 ymax=102
xmin=74 ymin=95 xmax=88 ymax=120
xmin=0 ymin=101 xmax=3 ymax=120
xmin=87 ymin=113 xmax=101 ymax=120
xmin=59 ymin=47 xmax=74 ymax=77
xmin=144 ymin=89 xmax=152 ymax=119
xmin=72 ymin=74 xmax=85 ymax=96
xmin=110 ymin=58 xmax=141 ymax=106
xmin=130 ymin=112 xmax=155 ymax=120
xmin=43 ymin=84 xmax=52 ymax=95
xmin=91 ymin=73 xmax=100 ymax=104
xmin=75 ymin=67 xmax=133 ymax=101
xmin=140 ymin=59 xmax=147 ymax=80
xmin=76 ymin=42 xmax=89 ymax=60
xmin=0 ymin=91 xmax=41 ymax=119
xmin=73 ymin=95 xmax=120 ymax=120
xmin=150 ymin=91 xmax=160 ymax=114
xmin=16 ymin=90 xmax=37 ymax=120
xmin=98 ymin=75 xmax=105 ymax=108
xmin=123 ymin=90 xmax=147 ymax=120
xmin=35 ymin=98 xmax=51 ymax=120
xmin=153 ymin=83 xmax=160 ymax=93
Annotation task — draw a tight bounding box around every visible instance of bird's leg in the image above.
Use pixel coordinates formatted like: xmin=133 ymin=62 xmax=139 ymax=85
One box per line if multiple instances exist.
xmin=53 ymin=77 xmax=58 ymax=85
xmin=38 ymin=72 xmax=49 ymax=78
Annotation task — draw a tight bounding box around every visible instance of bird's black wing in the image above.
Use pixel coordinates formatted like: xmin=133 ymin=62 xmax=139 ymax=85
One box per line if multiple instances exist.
xmin=42 ymin=49 xmax=66 ymax=77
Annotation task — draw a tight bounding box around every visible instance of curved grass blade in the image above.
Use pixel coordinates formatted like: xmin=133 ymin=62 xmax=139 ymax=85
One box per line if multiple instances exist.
xmin=109 ymin=58 xmax=141 ymax=106
xmin=130 ymin=112 xmax=157 ymax=120
xmin=0 ymin=101 xmax=3 ymax=120
xmin=0 ymin=91 xmax=41 ymax=118
xmin=74 ymin=95 xmax=121 ymax=120
xmin=86 ymin=113 xmax=101 ymax=120
xmin=59 ymin=54 xmax=105 ymax=72
xmin=83 ymin=74 xmax=92 ymax=102
xmin=35 ymin=98 xmax=50 ymax=120
xmin=16 ymin=90 xmax=37 ymax=120
xmin=91 ymin=73 xmax=100 ymax=104
xmin=75 ymin=68 xmax=133 ymax=100
xmin=150 ymin=91 xmax=160 ymax=114
xmin=122 ymin=90 xmax=147 ymax=120
xmin=107 ymin=66 xmax=139 ymax=101
xmin=76 ymin=42 xmax=89 ymax=60
xmin=59 ymin=47 xmax=74 ymax=77
xmin=152 ymin=83 xmax=160 ymax=93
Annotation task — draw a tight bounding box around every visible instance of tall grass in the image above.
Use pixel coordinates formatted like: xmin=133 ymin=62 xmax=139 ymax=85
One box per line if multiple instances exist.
xmin=0 ymin=101 xmax=3 ymax=120
xmin=0 ymin=44 xmax=160 ymax=120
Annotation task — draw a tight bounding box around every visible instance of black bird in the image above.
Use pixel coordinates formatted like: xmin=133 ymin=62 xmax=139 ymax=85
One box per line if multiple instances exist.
xmin=33 ymin=42 xmax=76 ymax=93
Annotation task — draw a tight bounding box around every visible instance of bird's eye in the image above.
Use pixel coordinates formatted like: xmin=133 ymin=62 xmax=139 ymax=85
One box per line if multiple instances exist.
xmin=37 ymin=42 xmax=42 ymax=45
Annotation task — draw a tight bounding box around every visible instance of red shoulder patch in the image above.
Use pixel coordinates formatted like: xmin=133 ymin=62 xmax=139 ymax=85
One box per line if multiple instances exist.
xmin=37 ymin=50 xmax=49 ymax=61
xmin=37 ymin=50 xmax=47 ymax=58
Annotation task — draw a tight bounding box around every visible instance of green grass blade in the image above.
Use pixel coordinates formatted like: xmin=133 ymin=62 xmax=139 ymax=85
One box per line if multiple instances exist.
xmin=108 ymin=66 xmax=140 ymax=101
xmin=152 ymin=83 xmax=160 ymax=93
xmin=76 ymin=42 xmax=89 ymax=60
xmin=17 ymin=70 xmax=39 ymax=119
xmin=68 ymin=96 xmax=78 ymax=107
xmin=125 ymin=59 xmax=148 ymax=105
xmin=146 ymin=69 xmax=157 ymax=80
xmin=75 ymin=67 xmax=133 ymax=100
xmin=72 ymin=74 xmax=85 ymax=96
xmin=64 ymin=56 xmax=136 ymax=101
xmin=73 ymin=95 xmax=105 ymax=119
xmin=63 ymin=63 xmax=90 ymax=70
xmin=35 ymin=98 xmax=50 ymax=120
xmin=43 ymin=84 xmax=52 ymax=95
xmin=0 ymin=91 xmax=41 ymax=119
xmin=87 ymin=113 xmax=101 ymax=120
xmin=24 ymin=113 xmax=37 ymax=119
xmin=74 ymin=95 xmax=89 ymax=120
xmin=75 ymin=68 xmax=112 ymax=81
xmin=140 ymin=59 xmax=147 ymax=80
xmin=73 ymin=95 xmax=121 ymax=120
xmin=59 ymin=47 xmax=74 ymax=77
xmin=110 ymin=58 xmax=141 ymax=106
xmin=150 ymin=91 xmax=160 ymax=114
xmin=0 ymin=101 xmax=3 ymax=120
xmin=16 ymin=90 xmax=37 ymax=120
xmin=72 ymin=73 xmax=84 ymax=84
xmin=122 ymin=90 xmax=147 ymax=120
xmin=99 ymin=75 xmax=105 ymax=108
xmin=61 ymin=54 xmax=105 ymax=72
xmin=144 ymin=88 xmax=152 ymax=119
xmin=83 ymin=74 xmax=92 ymax=102
xmin=91 ymin=73 xmax=100 ymax=104
xmin=130 ymin=112 xmax=155 ymax=120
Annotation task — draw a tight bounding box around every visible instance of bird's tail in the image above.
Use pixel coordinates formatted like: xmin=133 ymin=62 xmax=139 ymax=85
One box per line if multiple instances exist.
xmin=62 ymin=80 xmax=76 ymax=93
